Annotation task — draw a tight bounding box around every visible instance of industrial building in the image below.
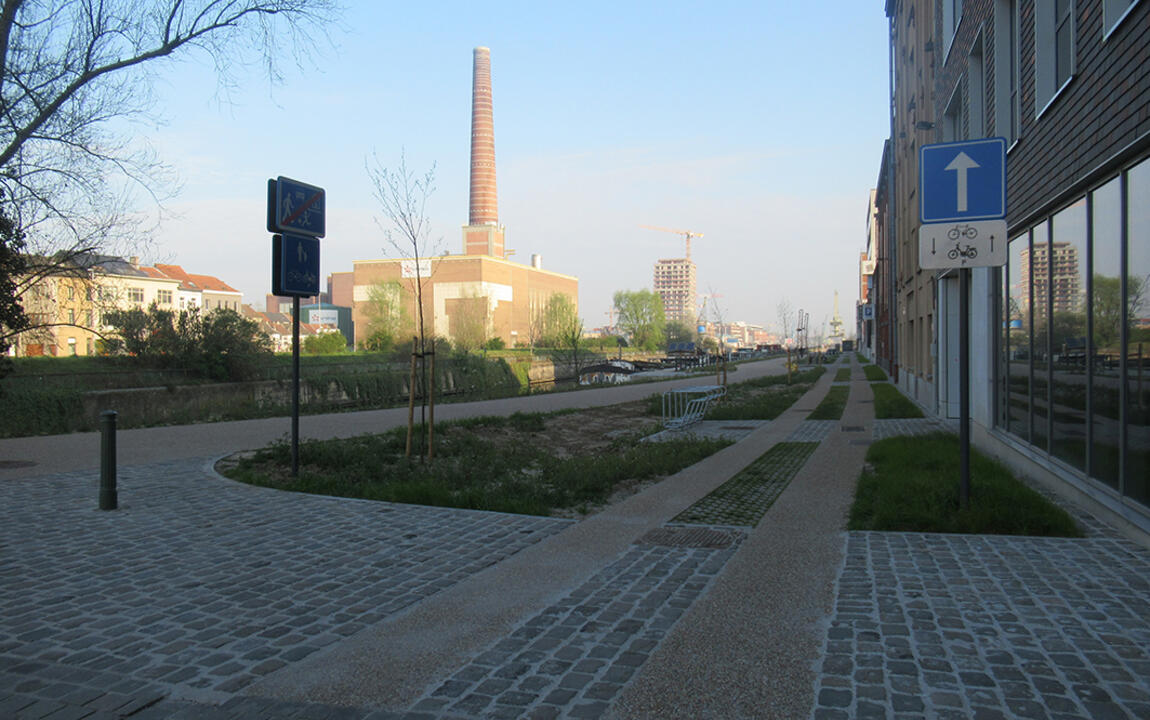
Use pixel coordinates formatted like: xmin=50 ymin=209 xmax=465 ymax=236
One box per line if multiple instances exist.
xmin=352 ymin=47 xmax=578 ymax=349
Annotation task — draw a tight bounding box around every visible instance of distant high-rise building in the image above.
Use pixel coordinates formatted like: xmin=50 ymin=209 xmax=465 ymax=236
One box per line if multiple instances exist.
xmin=653 ymin=258 xmax=697 ymax=325
xmin=462 ymin=46 xmax=505 ymax=258
xmin=1017 ymin=241 xmax=1083 ymax=319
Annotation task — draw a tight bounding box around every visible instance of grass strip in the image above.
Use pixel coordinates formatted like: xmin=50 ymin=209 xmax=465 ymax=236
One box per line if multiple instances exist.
xmin=863 ymin=364 xmax=887 ymax=382
xmin=834 ymin=368 xmax=851 ymax=382
xmin=223 ymin=413 xmax=731 ymax=517
xmin=849 ymin=432 xmax=1082 ymax=537
xmin=871 ymin=383 xmax=924 ymax=419
xmin=645 ymin=367 xmax=825 ymax=422
xmin=673 ymin=442 xmax=818 ymax=526
xmin=808 ymin=385 xmax=849 ymax=420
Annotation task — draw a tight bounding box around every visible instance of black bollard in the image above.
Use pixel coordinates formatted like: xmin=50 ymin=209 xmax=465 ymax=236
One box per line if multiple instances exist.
xmin=99 ymin=410 xmax=118 ymax=510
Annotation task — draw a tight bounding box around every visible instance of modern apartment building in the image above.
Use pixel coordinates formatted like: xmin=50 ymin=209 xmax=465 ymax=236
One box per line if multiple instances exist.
xmin=653 ymin=258 xmax=697 ymax=325
xmin=877 ymin=0 xmax=1149 ymax=533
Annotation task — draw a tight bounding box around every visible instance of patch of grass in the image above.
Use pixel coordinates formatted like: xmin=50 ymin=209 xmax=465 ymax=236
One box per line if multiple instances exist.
xmin=808 ymin=385 xmax=849 ymax=420
xmin=223 ymin=417 xmax=731 ymax=517
xmin=871 ymin=383 xmax=924 ymax=419
xmin=863 ymin=364 xmax=887 ymax=382
xmin=834 ymin=368 xmax=851 ymax=382
xmin=643 ymin=367 xmax=825 ymax=421
xmin=849 ymin=432 xmax=1082 ymax=537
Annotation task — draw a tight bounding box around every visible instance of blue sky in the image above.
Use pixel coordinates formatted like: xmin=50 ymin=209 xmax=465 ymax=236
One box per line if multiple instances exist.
xmin=139 ymin=1 xmax=891 ymax=337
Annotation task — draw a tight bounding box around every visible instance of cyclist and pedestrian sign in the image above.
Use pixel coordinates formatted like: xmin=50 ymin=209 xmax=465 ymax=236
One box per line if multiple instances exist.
xmin=918 ymin=138 xmax=1007 ymax=269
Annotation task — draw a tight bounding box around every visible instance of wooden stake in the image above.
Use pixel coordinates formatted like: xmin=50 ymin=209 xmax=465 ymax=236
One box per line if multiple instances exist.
xmin=405 ymin=336 xmax=417 ymax=457
xmin=428 ymin=339 xmax=436 ymax=460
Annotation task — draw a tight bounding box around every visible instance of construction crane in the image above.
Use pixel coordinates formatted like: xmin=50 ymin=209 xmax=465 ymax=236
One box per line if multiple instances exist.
xmin=639 ymin=225 xmax=704 ymax=261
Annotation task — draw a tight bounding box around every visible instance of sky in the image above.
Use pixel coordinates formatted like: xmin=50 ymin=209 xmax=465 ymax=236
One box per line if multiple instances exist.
xmin=134 ymin=1 xmax=891 ymax=340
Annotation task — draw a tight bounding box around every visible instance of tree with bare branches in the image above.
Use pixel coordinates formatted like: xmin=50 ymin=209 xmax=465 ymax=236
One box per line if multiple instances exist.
xmin=366 ymin=150 xmax=442 ymax=457
xmin=0 ymin=0 xmax=337 ymax=353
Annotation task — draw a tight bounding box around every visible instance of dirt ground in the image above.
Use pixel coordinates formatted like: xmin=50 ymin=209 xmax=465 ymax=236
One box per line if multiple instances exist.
xmin=478 ymin=400 xmax=661 ymax=458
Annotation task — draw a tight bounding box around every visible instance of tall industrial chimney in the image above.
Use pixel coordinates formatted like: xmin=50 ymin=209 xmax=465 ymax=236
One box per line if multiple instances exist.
xmin=469 ymin=46 xmax=498 ymax=227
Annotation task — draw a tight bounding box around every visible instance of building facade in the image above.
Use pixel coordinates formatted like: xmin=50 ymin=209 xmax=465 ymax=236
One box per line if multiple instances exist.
xmin=881 ymin=0 xmax=1150 ymax=532
xmin=352 ymin=254 xmax=577 ymax=349
xmin=653 ymin=258 xmax=698 ymax=326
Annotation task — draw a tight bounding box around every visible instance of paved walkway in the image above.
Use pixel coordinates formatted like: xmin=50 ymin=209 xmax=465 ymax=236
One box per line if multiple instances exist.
xmin=2 ymin=357 xmax=1148 ymax=719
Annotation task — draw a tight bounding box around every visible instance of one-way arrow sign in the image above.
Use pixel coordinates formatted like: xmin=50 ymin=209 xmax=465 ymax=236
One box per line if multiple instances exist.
xmin=920 ymin=138 xmax=1006 ymax=223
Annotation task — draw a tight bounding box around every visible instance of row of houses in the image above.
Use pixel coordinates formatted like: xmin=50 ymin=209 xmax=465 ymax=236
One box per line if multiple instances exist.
xmin=858 ymin=0 xmax=1148 ymax=535
xmin=12 ymin=255 xmax=243 ymax=357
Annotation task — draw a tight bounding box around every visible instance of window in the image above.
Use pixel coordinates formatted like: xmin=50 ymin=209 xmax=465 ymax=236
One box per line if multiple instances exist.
xmin=1103 ymin=0 xmax=1139 ymax=39
xmin=1035 ymin=0 xmax=1076 ymax=116
xmin=128 ymin=287 xmax=145 ymax=304
xmin=968 ymin=34 xmax=985 ymax=138
xmin=943 ymin=0 xmax=964 ymax=58
xmin=994 ymin=0 xmax=1021 ymax=143
xmin=67 ymin=285 xmax=75 ymax=300
xmin=942 ymin=85 xmax=962 ymax=142
xmin=157 ymin=289 xmax=173 ymax=305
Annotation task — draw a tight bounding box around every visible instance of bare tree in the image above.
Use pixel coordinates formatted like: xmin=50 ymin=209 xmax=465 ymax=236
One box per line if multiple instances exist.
xmin=366 ymin=149 xmax=442 ymax=456
xmin=365 ymin=150 xmax=441 ymax=357
xmin=776 ymin=299 xmax=795 ymax=340
xmin=1 ymin=0 xmax=338 ymax=348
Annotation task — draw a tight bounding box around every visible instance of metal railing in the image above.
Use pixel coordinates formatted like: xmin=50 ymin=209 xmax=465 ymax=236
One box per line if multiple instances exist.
xmin=662 ymin=385 xmax=726 ymax=430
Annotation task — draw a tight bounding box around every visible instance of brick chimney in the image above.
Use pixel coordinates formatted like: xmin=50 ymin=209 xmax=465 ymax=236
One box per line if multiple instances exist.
xmin=462 ymin=46 xmax=505 ymax=257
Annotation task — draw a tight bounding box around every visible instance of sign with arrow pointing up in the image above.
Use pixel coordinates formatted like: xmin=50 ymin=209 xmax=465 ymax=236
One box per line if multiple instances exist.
xmin=920 ymin=137 xmax=1006 ymax=223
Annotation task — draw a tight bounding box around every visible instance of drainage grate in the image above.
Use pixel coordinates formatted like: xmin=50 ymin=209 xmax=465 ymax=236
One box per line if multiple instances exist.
xmin=841 ymin=425 xmax=865 ymax=432
xmin=637 ymin=526 xmax=744 ymax=549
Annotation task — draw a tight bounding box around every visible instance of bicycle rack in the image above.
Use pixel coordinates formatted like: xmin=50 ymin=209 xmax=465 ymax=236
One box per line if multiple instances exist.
xmin=661 ymin=385 xmax=727 ymax=430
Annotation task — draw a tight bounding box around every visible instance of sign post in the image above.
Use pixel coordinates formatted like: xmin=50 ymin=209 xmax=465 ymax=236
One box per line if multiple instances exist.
xmin=918 ymin=138 xmax=1007 ymax=509
xmin=267 ymin=177 xmax=326 ymax=478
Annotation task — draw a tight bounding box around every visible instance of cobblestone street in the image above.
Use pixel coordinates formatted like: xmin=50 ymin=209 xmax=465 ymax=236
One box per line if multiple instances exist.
xmin=3 ymin=361 xmax=1150 ymax=719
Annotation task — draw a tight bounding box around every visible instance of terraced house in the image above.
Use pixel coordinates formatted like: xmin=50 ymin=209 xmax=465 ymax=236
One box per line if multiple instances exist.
xmin=873 ymin=0 xmax=1149 ymax=533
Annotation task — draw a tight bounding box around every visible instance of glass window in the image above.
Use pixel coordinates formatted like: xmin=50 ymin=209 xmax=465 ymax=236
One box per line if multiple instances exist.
xmin=1050 ymin=199 xmax=1088 ymax=471
xmin=1126 ymin=158 xmax=1150 ymax=504
xmin=1103 ymin=0 xmax=1139 ymax=38
xmin=1033 ymin=222 xmax=1052 ymax=451
xmin=1007 ymin=234 xmax=1032 ymax=440
xmin=1091 ymin=177 xmax=1122 ymax=488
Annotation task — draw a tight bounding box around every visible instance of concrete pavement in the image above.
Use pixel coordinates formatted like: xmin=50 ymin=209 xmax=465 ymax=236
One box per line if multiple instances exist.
xmin=2 ymin=356 xmax=1149 ymax=719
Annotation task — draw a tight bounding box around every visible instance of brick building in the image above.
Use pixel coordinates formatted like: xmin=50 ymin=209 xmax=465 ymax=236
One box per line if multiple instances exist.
xmin=878 ymin=0 xmax=1149 ymax=532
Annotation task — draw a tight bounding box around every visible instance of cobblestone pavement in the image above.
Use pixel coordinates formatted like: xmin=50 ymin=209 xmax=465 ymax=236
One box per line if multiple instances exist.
xmin=786 ymin=419 xmax=840 ymax=443
xmin=410 ymin=532 xmax=742 ymax=720
xmin=811 ymin=532 xmax=1150 ymax=720
xmin=0 ymin=460 xmax=568 ymax=719
xmin=872 ymin=417 xmax=959 ymax=440
xmin=672 ymin=442 xmax=817 ymax=527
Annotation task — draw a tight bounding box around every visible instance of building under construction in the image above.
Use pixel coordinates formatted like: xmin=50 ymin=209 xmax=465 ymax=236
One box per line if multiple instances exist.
xmin=652 ymin=258 xmax=697 ymax=325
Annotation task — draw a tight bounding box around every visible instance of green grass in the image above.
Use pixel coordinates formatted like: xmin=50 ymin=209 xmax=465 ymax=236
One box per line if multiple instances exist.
xmin=834 ymin=368 xmax=851 ymax=382
xmin=863 ymin=364 xmax=888 ymax=382
xmin=222 ymin=413 xmax=731 ymax=516
xmin=704 ymin=367 xmax=825 ymax=421
xmin=849 ymin=432 xmax=1082 ymax=537
xmin=673 ymin=442 xmax=818 ymax=526
xmin=643 ymin=367 xmax=825 ymax=421
xmin=808 ymin=385 xmax=849 ymax=420
xmin=871 ymin=383 xmax=924 ymax=419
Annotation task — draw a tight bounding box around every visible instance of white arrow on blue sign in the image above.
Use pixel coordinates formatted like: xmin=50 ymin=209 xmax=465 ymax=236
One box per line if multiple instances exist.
xmin=919 ymin=137 xmax=1007 ymax=224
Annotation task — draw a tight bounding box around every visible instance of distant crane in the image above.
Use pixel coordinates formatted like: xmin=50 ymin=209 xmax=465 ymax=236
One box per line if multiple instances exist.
xmin=639 ymin=225 xmax=704 ymax=261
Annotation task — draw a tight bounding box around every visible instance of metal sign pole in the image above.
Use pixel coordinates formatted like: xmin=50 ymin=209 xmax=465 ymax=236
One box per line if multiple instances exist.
xmin=292 ymin=296 xmax=301 ymax=477
xmin=959 ymin=267 xmax=970 ymax=509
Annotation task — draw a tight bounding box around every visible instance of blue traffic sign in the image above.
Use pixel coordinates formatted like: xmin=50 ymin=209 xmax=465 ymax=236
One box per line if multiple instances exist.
xmin=272 ymin=233 xmax=320 ymax=297
xmin=271 ymin=176 xmax=325 ymax=237
xmin=920 ymin=138 xmax=1006 ymax=223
